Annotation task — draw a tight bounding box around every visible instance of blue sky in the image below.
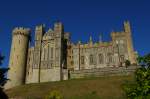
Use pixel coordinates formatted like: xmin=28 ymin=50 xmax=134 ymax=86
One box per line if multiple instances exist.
xmin=0 ymin=0 xmax=150 ymax=67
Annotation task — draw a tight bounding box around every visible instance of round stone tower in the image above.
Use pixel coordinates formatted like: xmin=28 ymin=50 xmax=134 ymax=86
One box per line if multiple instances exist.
xmin=5 ymin=27 xmax=30 ymax=89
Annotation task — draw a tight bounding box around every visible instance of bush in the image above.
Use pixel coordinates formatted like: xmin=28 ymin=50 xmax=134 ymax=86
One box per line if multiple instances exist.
xmin=45 ymin=90 xmax=63 ymax=99
xmin=123 ymin=53 xmax=150 ymax=99
xmin=125 ymin=60 xmax=131 ymax=68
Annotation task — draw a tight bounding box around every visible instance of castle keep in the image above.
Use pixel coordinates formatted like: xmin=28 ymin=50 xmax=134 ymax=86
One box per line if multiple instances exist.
xmin=5 ymin=21 xmax=137 ymax=89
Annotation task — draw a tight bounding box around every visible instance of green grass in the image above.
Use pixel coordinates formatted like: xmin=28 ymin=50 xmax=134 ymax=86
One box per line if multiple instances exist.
xmin=6 ymin=75 xmax=134 ymax=99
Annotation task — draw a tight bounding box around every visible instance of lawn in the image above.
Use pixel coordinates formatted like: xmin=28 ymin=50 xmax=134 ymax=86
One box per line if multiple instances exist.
xmin=6 ymin=75 xmax=134 ymax=99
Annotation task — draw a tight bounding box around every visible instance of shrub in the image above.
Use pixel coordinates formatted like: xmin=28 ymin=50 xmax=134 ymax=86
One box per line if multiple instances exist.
xmin=125 ymin=60 xmax=131 ymax=68
xmin=123 ymin=53 xmax=150 ymax=99
xmin=45 ymin=90 xmax=63 ymax=99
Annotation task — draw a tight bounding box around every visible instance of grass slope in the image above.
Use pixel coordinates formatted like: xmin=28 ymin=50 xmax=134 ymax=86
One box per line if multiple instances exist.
xmin=6 ymin=75 xmax=133 ymax=99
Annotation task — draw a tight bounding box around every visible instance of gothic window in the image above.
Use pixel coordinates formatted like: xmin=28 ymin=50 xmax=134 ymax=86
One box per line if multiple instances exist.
xmin=41 ymin=47 xmax=44 ymax=61
xmin=89 ymin=54 xmax=94 ymax=65
xmin=56 ymin=48 xmax=59 ymax=58
xmin=120 ymin=55 xmax=125 ymax=62
xmin=99 ymin=54 xmax=104 ymax=64
xmin=33 ymin=51 xmax=39 ymax=69
xmin=81 ymin=56 xmax=84 ymax=65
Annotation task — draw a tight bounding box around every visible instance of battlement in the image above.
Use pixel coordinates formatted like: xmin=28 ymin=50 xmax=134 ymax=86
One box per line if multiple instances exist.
xmin=72 ymin=41 xmax=112 ymax=49
xmin=111 ymin=31 xmax=126 ymax=38
xmin=13 ymin=27 xmax=31 ymax=37
xmin=35 ymin=24 xmax=45 ymax=31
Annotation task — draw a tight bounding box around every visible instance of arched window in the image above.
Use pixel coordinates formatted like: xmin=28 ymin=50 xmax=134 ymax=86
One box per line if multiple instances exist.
xmin=120 ymin=55 xmax=125 ymax=62
xmin=44 ymin=48 xmax=47 ymax=60
xmin=99 ymin=54 xmax=104 ymax=64
xmin=89 ymin=54 xmax=94 ymax=65
xmin=107 ymin=53 xmax=113 ymax=63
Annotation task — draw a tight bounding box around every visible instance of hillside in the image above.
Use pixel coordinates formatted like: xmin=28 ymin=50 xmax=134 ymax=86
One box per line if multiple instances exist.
xmin=5 ymin=75 xmax=134 ymax=99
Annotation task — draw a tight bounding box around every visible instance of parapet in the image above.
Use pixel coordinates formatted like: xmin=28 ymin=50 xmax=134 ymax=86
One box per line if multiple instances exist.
xmin=35 ymin=24 xmax=45 ymax=31
xmin=111 ymin=31 xmax=125 ymax=37
xmin=13 ymin=27 xmax=31 ymax=37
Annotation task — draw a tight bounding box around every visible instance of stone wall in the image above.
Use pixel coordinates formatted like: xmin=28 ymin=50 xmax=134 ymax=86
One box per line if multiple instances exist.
xmin=69 ymin=66 xmax=138 ymax=79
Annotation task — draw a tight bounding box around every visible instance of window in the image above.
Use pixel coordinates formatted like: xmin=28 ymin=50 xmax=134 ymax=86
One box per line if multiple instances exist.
xmin=89 ymin=54 xmax=94 ymax=65
xmin=99 ymin=54 xmax=104 ymax=64
xmin=81 ymin=56 xmax=84 ymax=65
xmin=108 ymin=53 xmax=113 ymax=63
xmin=51 ymin=47 xmax=53 ymax=58
xmin=19 ymin=40 xmax=20 ymax=44
xmin=120 ymin=55 xmax=125 ymax=62
xmin=44 ymin=48 xmax=47 ymax=60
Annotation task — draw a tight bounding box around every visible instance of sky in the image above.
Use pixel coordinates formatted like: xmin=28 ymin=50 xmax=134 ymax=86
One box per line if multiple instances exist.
xmin=0 ymin=0 xmax=150 ymax=67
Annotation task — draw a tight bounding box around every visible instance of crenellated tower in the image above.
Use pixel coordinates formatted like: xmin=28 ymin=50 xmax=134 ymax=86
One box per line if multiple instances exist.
xmin=5 ymin=27 xmax=31 ymax=89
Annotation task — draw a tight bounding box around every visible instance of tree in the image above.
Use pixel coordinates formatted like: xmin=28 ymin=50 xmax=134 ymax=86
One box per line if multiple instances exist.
xmin=0 ymin=52 xmax=9 ymax=99
xmin=125 ymin=60 xmax=131 ymax=68
xmin=123 ymin=53 xmax=150 ymax=99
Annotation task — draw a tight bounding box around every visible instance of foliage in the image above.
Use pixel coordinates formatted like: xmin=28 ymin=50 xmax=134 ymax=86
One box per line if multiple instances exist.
xmin=123 ymin=53 xmax=150 ymax=99
xmin=0 ymin=52 xmax=9 ymax=98
xmin=7 ymin=75 xmax=131 ymax=99
xmin=0 ymin=53 xmax=9 ymax=87
xmin=125 ymin=60 xmax=131 ymax=68
xmin=45 ymin=90 xmax=63 ymax=99
xmin=69 ymin=91 xmax=101 ymax=99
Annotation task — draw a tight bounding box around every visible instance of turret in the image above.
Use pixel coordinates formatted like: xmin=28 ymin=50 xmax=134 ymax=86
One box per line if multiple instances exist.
xmin=124 ymin=21 xmax=136 ymax=64
xmin=89 ymin=36 xmax=93 ymax=45
xmin=33 ymin=25 xmax=45 ymax=82
xmin=99 ymin=34 xmax=102 ymax=43
xmin=54 ymin=22 xmax=64 ymax=35
xmin=5 ymin=27 xmax=31 ymax=89
xmin=54 ymin=22 xmax=64 ymax=67
xmin=124 ymin=21 xmax=131 ymax=34
xmin=35 ymin=25 xmax=45 ymax=48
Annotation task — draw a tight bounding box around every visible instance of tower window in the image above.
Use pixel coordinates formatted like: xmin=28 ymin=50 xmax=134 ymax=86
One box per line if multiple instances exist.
xmin=51 ymin=47 xmax=53 ymax=58
xmin=81 ymin=56 xmax=84 ymax=65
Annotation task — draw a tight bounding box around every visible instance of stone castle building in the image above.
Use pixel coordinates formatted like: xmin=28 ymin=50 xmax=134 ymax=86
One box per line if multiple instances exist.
xmin=5 ymin=21 xmax=137 ymax=89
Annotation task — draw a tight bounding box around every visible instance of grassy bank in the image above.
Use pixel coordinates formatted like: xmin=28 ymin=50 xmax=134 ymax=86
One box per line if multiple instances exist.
xmin=6 ymin=75 xmax=134 ymax=99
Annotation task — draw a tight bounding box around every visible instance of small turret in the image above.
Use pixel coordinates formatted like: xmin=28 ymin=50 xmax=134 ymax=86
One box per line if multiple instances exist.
xmin=89 ymin=36 xmax=93 ymax=45
xmin=35 ymin=24 xmax=45 ymax=41
xmin=124 ymin=21 xmax=136 ymax=64
xmin=99 ymin=34 xmax=102 ymax=43
xmin=54 ymin=22 xmax=64 ymax=35
xmin=124 ymin=21 xmax=131 ymax=34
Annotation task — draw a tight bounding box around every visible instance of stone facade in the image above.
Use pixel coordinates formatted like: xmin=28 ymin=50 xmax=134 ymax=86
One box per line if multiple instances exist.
xmin=68 ymin=21 xmax=137 ymax=71
xmin=5 ymin=21 xmax=137 ymax=89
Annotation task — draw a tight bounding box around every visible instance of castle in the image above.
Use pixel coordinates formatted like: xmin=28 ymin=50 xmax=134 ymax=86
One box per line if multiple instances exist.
xmin=5 ymin=21 xmax=137 ymax=89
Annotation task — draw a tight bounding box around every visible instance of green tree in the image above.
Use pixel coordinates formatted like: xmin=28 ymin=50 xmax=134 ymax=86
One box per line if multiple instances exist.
xmin=0 ymin=52 xmax=9 ymax=99
xmin=123 ymin=53 xmax=150 ymax=99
